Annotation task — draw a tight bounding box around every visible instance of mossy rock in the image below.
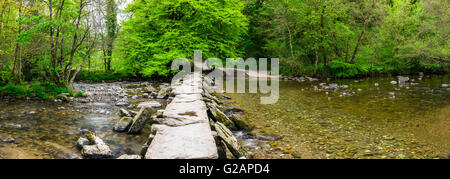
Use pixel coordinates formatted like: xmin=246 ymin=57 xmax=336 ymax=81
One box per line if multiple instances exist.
xmin=228 ymin=114 xmax=252 ymax=131
xmin=55 ymin=93 xmax=70 ymax=102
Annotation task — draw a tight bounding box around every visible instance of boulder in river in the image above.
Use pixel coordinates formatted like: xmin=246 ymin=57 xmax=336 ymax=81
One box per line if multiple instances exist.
xmin=145 ymin=85 xmax=156 ymax=93
xmin=77 ymin=137 xmax=89 ymax=148
xmin=119 ymin=108 xmax=130 ymax=117
xmin=214 ymin=122 xmax=248 ymax=159
xmin=81 ymin=132 xmax=113 ymax=159
xmin=128 ymin=106 xmax=154 ymax=134
xmin=157 ymin=86 xmax=171 ymax=99
xmin=230 ymin=114 xmax=252 ymax=131
xmin=114 ymin=117 xmax=133 ymax=132
xmin=0 ymin=135 xmax=15 ymax=144
xmin=55 ymin=93 xmax=71 ymax=102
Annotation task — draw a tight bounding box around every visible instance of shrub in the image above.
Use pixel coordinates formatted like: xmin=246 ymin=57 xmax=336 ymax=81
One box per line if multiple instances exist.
xmin=0 ymin=81 xmax=72 ymax=99
xmin=0 ymin=83 xmax=31 ymax=96
xmin=327 ymin=60 xmax=359 ymax=78
xmin=75 ymin=71 xmax=131 ymax=82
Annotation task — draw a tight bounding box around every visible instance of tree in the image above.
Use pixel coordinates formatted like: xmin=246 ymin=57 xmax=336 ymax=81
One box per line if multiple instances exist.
xmin=105 ymin=0 xmax=117 ymax=72
xmin=119 ymin=0 xmax=248 ymax=77
xmin=43 ymin=0 xmax=97 ymax=89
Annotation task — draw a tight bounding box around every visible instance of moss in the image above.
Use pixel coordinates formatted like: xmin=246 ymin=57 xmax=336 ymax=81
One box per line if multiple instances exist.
xmin=234 ymin=119 xmax=253 ymax=131
xmin=85 ymin=132 xmax=97 ymax=145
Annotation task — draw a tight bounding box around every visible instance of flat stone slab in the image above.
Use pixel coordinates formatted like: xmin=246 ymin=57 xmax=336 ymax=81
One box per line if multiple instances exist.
xmin=172 ymin=85 xmax=203 ymax=95
xmin=145 ymin=123 xmax=218 ymax=159
xmin=159 ymin=100 xmax=209 ymax=127
xmin=171 ymin=94 xmax=202 ymax=103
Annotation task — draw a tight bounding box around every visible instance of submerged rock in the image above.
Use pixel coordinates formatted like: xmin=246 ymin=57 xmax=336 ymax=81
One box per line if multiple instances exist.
xmin=6 ymin=123 xmax=22 ymax=128
xmin=230 ymin=114 xmax=252 ymax=131
xmin=222 ymin=95 xmax=232 ymax=100
xmin=114 ymin=117 xmax=133 ymax=132
xmin=0 ymin=136 xmax=16 ymax=144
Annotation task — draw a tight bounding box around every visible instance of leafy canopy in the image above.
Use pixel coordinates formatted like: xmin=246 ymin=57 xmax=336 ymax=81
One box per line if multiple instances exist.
xmin=120 ymin=0 xmax=248 ymax=77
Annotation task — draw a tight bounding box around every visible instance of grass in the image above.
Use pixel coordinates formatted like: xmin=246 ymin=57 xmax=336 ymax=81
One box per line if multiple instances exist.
xmin=0 ymin=81 xmax=73 ymax=99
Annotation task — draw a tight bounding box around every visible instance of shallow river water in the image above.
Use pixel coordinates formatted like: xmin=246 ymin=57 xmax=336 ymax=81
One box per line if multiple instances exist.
xmin=0 ymin=82 xmax=159 ymax=159
xmin=224 ymin=74 xmax=449 ymax=159
xmin=0 ymin=75 xmax=448 ymax=159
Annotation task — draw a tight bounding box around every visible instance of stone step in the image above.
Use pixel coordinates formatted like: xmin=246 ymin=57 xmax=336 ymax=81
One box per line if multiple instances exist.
xmin=145 ymin=123 xmax=218 ymax=159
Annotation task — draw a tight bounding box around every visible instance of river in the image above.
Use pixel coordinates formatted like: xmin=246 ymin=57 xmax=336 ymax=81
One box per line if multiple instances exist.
xmin=0 ymin=75 xmax=448 ymax=159
xmin=224 ymin=74 xmax=449 ymax=159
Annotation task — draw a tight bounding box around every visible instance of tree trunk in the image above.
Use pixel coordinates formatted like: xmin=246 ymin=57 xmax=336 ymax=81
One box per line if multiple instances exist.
xmin=350 ymin=23 xmax=366 ymax=63
xmin=314 ymin=48 xmax=319 ymax=74
xmin=105 ymin=0 xmax=117 ymax=72
xmin=88 ymin=55 xmax=91 ymax=74
xmin=320 ymin=0 xmax=328 ymax=67
xmin=286 ymin=23 xmax=294 ymax=59
xmin=11 ymin=0 xmax=22 ymax=83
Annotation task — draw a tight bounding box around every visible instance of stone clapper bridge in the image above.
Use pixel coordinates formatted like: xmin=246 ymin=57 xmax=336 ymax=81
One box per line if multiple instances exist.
xmin=140 ymin=71 xmax=247 ymax=159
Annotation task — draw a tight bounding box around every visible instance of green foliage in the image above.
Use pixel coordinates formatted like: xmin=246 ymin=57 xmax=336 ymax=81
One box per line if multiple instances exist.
xmin=119 ymin=0 xmax=248 ymax=77
xmin=0 ymin=0 xmax=448 ymax=85
xmin=0 ymin=81 xmax=72 ymax=98
xmin=327 ymin=60 xmax=359 ymax=78
xmin=0 ymin=83 xmax=31 ymax=96
xmin=245 ymin=0 xmax=449 ymax=77
xmin=76 ymin=90 xmax=84 ymax=97
xmin=75 ymin=71 xmax=130 ymax=82
xmin=0 ymin=71 xmax=10 ymax=86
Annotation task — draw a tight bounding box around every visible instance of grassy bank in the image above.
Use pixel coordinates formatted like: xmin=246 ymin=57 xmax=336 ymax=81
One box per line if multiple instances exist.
xmin=0 ymin=81 xmax=76 ymax=99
